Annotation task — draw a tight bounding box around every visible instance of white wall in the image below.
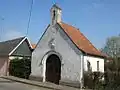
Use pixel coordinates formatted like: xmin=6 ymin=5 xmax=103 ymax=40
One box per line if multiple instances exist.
xmin=31 ymin=24 xmax=83 ymax=82
xmin=84 ymin=55 xmax=104 ymax=73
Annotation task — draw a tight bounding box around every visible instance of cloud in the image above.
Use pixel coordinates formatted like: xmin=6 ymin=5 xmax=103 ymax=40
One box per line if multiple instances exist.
xmin=92 ymin=2 xmax=104 ymax=8
xmin=1 ymin=29 xmax=24 ymax=41
xmin=82 ymin=0 xmax=105 ymax=13
xmin=91 ymin=0 xmax=104 ymax=8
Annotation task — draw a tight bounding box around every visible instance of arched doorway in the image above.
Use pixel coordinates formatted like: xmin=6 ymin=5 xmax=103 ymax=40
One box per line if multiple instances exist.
xmin=45 ymin=54 xmax=61 ymax=84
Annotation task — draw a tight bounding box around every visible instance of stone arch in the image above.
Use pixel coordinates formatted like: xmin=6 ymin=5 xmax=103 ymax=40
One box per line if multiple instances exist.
xmin=42 ymin=51 xmax=62 ymax=84
xmin=46 ymin=54 xmax=61 ymax=84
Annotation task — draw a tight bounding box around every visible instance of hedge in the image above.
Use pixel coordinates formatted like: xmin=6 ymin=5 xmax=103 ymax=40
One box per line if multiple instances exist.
xmin=9 ymin=57 xmax=31 ymax=79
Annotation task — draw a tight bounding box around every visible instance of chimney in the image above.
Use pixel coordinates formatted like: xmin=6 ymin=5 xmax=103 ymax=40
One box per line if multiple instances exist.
xmin=50 ymin=4 xmax=62 ymax=25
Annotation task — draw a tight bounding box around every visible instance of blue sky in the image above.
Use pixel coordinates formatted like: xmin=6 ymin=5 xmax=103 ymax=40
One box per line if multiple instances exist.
xmin=0 ymin=0 xmax=120 ymax=49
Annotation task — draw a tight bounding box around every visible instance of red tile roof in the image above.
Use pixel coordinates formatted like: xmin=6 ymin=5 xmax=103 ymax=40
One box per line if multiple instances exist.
xmin=58 ymin=22 xmax=105 ymax=57
xmin=31 ymin=44 xmax=36 ymax=49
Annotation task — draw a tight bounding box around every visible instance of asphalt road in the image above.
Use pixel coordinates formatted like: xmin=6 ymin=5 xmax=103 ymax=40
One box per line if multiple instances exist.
xmin=0 ymin=78 xmax=51 ymax=90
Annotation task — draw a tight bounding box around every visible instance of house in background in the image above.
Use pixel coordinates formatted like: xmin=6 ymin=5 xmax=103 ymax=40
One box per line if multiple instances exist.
xmin=30 ymin=4 xmax=106 ymax=88
xmin=0 ymin=37 xmax=33 ymax=76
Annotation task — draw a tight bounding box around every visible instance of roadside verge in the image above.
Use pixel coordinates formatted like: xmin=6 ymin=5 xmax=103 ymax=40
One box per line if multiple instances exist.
xmin=0 ymin=76 xmax=80 ymax=90
xmin=0 ymin=76 xmax=62 ymax=90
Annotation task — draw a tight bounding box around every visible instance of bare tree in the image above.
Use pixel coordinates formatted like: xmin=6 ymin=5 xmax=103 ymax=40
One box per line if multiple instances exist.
xmin=102 ymin=36 xmax=120 ymax=58
xmin=102 ymin=35 xmax=120 ymax=90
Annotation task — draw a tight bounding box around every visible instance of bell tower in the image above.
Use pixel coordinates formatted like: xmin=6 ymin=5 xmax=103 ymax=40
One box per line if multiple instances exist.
xmin=51 ymin=4 xmax=62 ymax=25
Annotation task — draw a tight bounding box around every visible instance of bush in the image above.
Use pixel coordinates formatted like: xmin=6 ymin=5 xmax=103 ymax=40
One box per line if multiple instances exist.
xmin=104 ymin=58 xmax=120 ymax=90
xmin=84 ymin=71 xmax=104 ymax=89
xmin=9 ymin=57 xmax=31 ymax=79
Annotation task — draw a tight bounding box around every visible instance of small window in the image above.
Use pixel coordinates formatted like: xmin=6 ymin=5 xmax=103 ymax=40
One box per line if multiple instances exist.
xmin=87 ymin=60 xmax=91 ymax=71
xmin=53 ymin=10 xmax=56 ymax=19
xmin=87 ymin=61 xmax=90 ymax=69
xmin=52 ymin=10 xmax=56 ymax=24
xmin=97 ymin=61 xmax=99 ymax=72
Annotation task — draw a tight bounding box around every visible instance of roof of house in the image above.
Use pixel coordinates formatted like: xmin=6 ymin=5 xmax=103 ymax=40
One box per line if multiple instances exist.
xmin=31 ymin=44 xmax=36 ymax=49
xmin=0 ymin=37 xmax=32 ymax=56
xmin=58 ymin=22 xmax=105 ymax=57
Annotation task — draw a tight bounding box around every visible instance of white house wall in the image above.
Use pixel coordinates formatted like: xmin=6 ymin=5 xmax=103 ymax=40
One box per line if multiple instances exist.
xmin=84 ymin=55 xmax=104 ymax=72
xmin=31 ymin=24 xmax=83 ymax=83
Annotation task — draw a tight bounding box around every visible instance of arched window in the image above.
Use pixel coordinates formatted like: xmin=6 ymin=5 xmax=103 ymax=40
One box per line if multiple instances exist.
xmin=97 ymin=61 xmax=99 ymax=72
xmin=87 ymin=60 xmax=92 ymax=72
xmin=53 ymin=10 xmax=56 ymax=20
xmin=53 ymin=10 xmax=55 ymax=17
xmin=52 ymin=10 xmax=56 ymax=24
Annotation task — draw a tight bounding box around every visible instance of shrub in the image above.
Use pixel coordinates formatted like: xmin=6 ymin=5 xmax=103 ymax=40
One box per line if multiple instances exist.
xmin=9 ymin=57 xmax=31 ymax=79
xmin=104 ymin=58 xmax=120 ymax=90
xmin=84 ymin=71 xmax=104 ymax=89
